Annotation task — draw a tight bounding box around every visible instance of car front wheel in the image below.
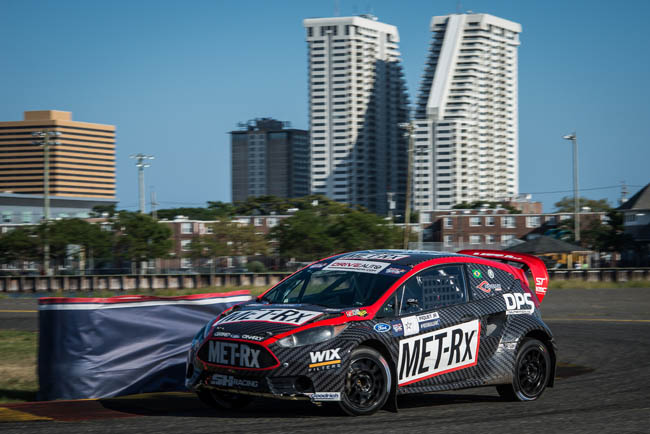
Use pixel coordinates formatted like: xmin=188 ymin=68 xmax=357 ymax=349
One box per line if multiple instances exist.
xmin=497 ymin=338 xmax=551 ymax=401
xmin=339 ymin=346 xmax=392 ymax=416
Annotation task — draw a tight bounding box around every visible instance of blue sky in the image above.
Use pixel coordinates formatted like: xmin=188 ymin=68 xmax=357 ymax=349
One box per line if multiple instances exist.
xmin=1 ymin=0 xmax=648 ymax=212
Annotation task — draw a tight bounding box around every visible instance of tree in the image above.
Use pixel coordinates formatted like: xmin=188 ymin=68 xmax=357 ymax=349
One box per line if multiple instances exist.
xmin=554 ymin=197 xmax=612 ymax=213
xmin=452 ymin=201 xmax=521 ymax=214
xmin=0 ymin=228 xmax=39 ymax=271
xmin=113 ymin=211 xmax=173 ymax=272
xmin=89 ymin=204 xmax=117 ymax=218
xmin=38 ymin=219 xmax=114 ymax=270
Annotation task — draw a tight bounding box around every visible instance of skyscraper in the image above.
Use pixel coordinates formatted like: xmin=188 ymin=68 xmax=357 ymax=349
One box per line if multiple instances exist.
xmin=414 ymin=13 xmax=521 ymax=211
xmin=303 ymin=15 xmax=409 ymax=215
xmin=0 ymin=110 xmax=116 ymax=199
xmin=230 ymin=118 xmax=309 ymax=203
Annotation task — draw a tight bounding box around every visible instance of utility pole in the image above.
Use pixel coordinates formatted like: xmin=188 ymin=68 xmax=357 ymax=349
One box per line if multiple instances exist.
xmin=399 ymin=121 xmax=415 ymax=249
xmin=562 ymin=133 xmax=580 ymax=242
xmin=32 ymin=130 xmax=61 ymax=276
xmin=130 ymin=154 xmax=154 ymax=213
xmin=387 ymin=192 xmax=395 ymax=221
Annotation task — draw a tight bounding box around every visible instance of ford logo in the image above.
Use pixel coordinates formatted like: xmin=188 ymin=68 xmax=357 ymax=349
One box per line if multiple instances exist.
xmin=374 ymin=323 xmax=391 ymax=333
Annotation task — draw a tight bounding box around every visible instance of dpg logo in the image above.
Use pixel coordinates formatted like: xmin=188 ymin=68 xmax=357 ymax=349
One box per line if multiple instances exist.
xmin=503 ymin=293 xmax=534 ymax=315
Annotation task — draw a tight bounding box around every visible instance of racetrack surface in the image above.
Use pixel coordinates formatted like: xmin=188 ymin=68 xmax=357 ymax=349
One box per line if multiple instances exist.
xmin=1 ymin=288 xmax=649 ymax=433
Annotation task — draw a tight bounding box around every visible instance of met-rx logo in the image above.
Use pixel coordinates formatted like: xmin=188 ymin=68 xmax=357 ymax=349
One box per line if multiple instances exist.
xmin=217 ymin=308 xmax=322 ymax=325
xmin=503 ymin=293 xmax=535 ymax=315
xmin=308 ymin=348 xmax=341 ymax=371
xmin=398 ymin=320 xmax=480 ymax=386
xmin=208 ymin=341 xmax=260 ymax=368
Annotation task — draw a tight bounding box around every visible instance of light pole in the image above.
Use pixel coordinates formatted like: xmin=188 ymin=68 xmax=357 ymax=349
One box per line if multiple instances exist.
xmin=32 ymin=130 xmax=61 ymax=276
xmin=399 ymin=121 xmax=415 ymax=249
xmin=562 ymin=132 xmax=580 ymax=242
xmin=130 ymin=154 xmax=154 ymax=213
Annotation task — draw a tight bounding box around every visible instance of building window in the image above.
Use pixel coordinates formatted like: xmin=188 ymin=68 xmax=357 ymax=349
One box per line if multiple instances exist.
xmin=180 ymin=258 xmax=192 ymax=269
xmin=181 ymin=223 xmax=192 ymax=234
xmin=470 ymin=235 xmax=481 ymax=244
xmin=254 ymin=218 xmax=263 ymax=226
xmin=267 ymin=217 xmax=278 ymax=227
xmin=21 ymin=211 xmax=32 ymax=224
xmin=444 ymin=217 xmax=453 ymax=229
xmin=180 ymin=239 xmax=192 ymax=251
xmin=486 ymin=216 xmax=495 ymax=226
xmin=444 ymin=235 xmax=453 ymax=247
xmin=526 ymin=216 xmax=541 ymax=228
xmin=469 ymin=216 xmax=481 ymax=226
xmin=501 ymin=216 xmax=515 ymax=228
xmin=485 ymin=234 xmax=496 ymax=244
xmin=501 ymin=234 xmax=515 ymax=246
xmin=2 ymin=211 xmax=13 ymax=223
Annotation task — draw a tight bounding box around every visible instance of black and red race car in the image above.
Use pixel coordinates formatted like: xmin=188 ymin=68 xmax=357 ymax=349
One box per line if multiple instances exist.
xmin=185 ymin=249 xmax=555 ymax=415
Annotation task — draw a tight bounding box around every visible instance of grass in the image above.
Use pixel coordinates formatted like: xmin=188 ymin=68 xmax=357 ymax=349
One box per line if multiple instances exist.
xmin=0 ymin=330 xmax=38 ymax=403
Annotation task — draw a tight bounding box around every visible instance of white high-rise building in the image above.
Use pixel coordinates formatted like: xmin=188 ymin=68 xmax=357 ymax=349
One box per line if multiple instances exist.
xmin=413 ymin=13 xmax=521 ymax=211
xmin=303 ymin=15 xmax=409 ymax=215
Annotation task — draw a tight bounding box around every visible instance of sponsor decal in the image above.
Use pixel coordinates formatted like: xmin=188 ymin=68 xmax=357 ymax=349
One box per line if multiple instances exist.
xmin=345 ymin=308 xmax=368 ymax=317
xmin=207 ymin=341 xmax=260 ymax=368
xmin=496 ymin=342 xmax=517 ymax=353
xmin=310 ymin=392 xmax=341 ymax=402
xmin=213 ymin=331 xmax=235 ymax=338
xmin=477 ymin=281 xmax=502 ymax=294
xmin=401 ymin=316 xmax=420 ymax=337
xmin=471 ymin=269 xmax=482 ymax=279
xmin=391 ymin=320 xmax=404 ymax=336
xmin=341 ymin=253 xmax=410 ymax=261
xmin=398 ymin=320 xmax=480 ymax=386
xmin=217 ymin=308 xmax=322 ymax=325
xmin=535 ymin=276 xmax=548 ymax=294
xmin=503 ymin=293 xmax=534 ymax=315
xmin=374 ymin=323 xmax=391 ymax=333
xmin=210 ymin=374 xmax=259 ymax=389
xmin=418 ymin=313 xmax=441 ymax=330
xmin=310 ymin=262 xmax=327 ymax=269
xmin=487 ymin=268 xmax=495 ymax=279
xmin=324 ymin=259 xmax=390 ymax=274
xmin=241 ymin=334 xmax=265 ymax=341
xmin=308 ymin=348 xmax=342 ymax=371
xmin=385 ymin=267 xmax=407 ymax=275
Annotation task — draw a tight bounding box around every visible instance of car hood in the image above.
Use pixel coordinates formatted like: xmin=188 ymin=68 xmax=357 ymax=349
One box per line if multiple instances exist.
xmin=209 ymin=303 xmax=345 ymax=340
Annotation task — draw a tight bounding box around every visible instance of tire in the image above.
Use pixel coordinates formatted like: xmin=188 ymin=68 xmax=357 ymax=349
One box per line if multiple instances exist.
xmin=497 ymin=338 xmax=551 ymax=401
xmin=197 ymin=389 xmax=253 ymax=410
xmin=339 ymin=346 xmax=392 ymax=416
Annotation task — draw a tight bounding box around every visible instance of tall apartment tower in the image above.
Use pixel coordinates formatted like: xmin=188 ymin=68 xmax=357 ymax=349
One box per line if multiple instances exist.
xmin=303 ymin=15 xmax=409 ymax=215
xmin=413 ymin=14 xmax=521 ymax=211
xmin=230 ymin=118 xmax=309 ymax=203
xmin=0 ymin=110 xmax=116 ymax=199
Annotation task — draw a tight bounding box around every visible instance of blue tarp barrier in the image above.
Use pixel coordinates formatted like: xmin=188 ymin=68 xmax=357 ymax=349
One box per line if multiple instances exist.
xmin=38 ymin=291 xmax=251 ymax=400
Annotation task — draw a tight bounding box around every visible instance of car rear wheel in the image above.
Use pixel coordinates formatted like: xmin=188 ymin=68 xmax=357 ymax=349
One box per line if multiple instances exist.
xmin=197 ymin=389 xmax=253 ymax=410
xmin=339 ymin=346 xmax=392 ymax=416
xmin=497 ymin=338 xmax=551 ymax=401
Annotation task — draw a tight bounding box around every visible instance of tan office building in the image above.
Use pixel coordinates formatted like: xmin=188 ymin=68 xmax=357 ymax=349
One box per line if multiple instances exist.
xmin=0 ymin=110 xmax=115 ymax=199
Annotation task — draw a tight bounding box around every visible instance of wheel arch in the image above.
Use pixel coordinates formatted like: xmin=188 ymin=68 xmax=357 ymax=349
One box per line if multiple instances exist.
xmin=524 ymin=329 xmax=556 ymax=387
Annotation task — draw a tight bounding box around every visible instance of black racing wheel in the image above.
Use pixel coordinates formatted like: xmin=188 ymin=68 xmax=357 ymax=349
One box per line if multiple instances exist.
xmin=497 ymin=338 xmax=551 ymax=401
xmin=197 ymin=389 xmax=253 ymax=410
xmin=339 ymin=346 xmax=392 ymax=416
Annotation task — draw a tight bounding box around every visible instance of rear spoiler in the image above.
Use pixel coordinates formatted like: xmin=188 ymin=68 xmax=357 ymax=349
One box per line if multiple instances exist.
xmin=458 ymin=249 xmax=549 ymax=303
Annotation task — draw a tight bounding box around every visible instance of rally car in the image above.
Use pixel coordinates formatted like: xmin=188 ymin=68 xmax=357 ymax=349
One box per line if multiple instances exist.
xmin=186 ymin=249 xmax=556 ymax=416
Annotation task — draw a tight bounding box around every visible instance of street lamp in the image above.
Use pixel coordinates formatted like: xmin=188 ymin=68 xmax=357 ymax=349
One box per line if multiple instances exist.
xmin=399 ymin=121 xmax=415 ymax=249
xmin=562 ymin=132 xmax=580 ymax=242
xmin=32 ymin=130 xmax=61 ymax=275
xmin=130 ymin=154 xmax=154 ymax=213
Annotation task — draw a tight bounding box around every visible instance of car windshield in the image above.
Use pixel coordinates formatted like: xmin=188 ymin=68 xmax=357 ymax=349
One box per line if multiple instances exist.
xmin=261 ymin=268 xmax=401 ymax=309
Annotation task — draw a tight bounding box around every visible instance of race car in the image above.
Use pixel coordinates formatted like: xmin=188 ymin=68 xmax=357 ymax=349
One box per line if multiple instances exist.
xmin=185 ymin=249 xmax=556 ymax=416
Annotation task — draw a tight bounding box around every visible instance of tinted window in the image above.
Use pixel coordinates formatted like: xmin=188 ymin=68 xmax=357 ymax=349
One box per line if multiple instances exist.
xmin=398 ymin=265 xmax=467 ymax=315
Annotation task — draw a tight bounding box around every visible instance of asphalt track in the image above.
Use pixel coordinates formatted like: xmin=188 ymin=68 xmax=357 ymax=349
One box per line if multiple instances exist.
xmin=1 ymin=287 xmax=649 ymax=433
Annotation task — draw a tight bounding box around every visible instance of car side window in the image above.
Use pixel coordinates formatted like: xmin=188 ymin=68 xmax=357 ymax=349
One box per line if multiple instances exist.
xmin=398 ymin=265 xmax=467 ymax=315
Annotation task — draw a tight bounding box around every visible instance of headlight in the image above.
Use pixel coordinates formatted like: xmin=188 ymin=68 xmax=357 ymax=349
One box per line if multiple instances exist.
xmin=277 ymin=324 xmax=348 ymax=348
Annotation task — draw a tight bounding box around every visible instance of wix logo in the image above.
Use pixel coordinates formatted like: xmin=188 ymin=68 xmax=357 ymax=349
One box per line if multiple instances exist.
xmin=308 ymin=348 xmax=342 ymax=371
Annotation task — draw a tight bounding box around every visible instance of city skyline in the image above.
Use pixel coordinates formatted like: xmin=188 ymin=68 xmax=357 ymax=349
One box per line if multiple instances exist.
xmin=1 ymin=0 xmax=648 ymax=213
